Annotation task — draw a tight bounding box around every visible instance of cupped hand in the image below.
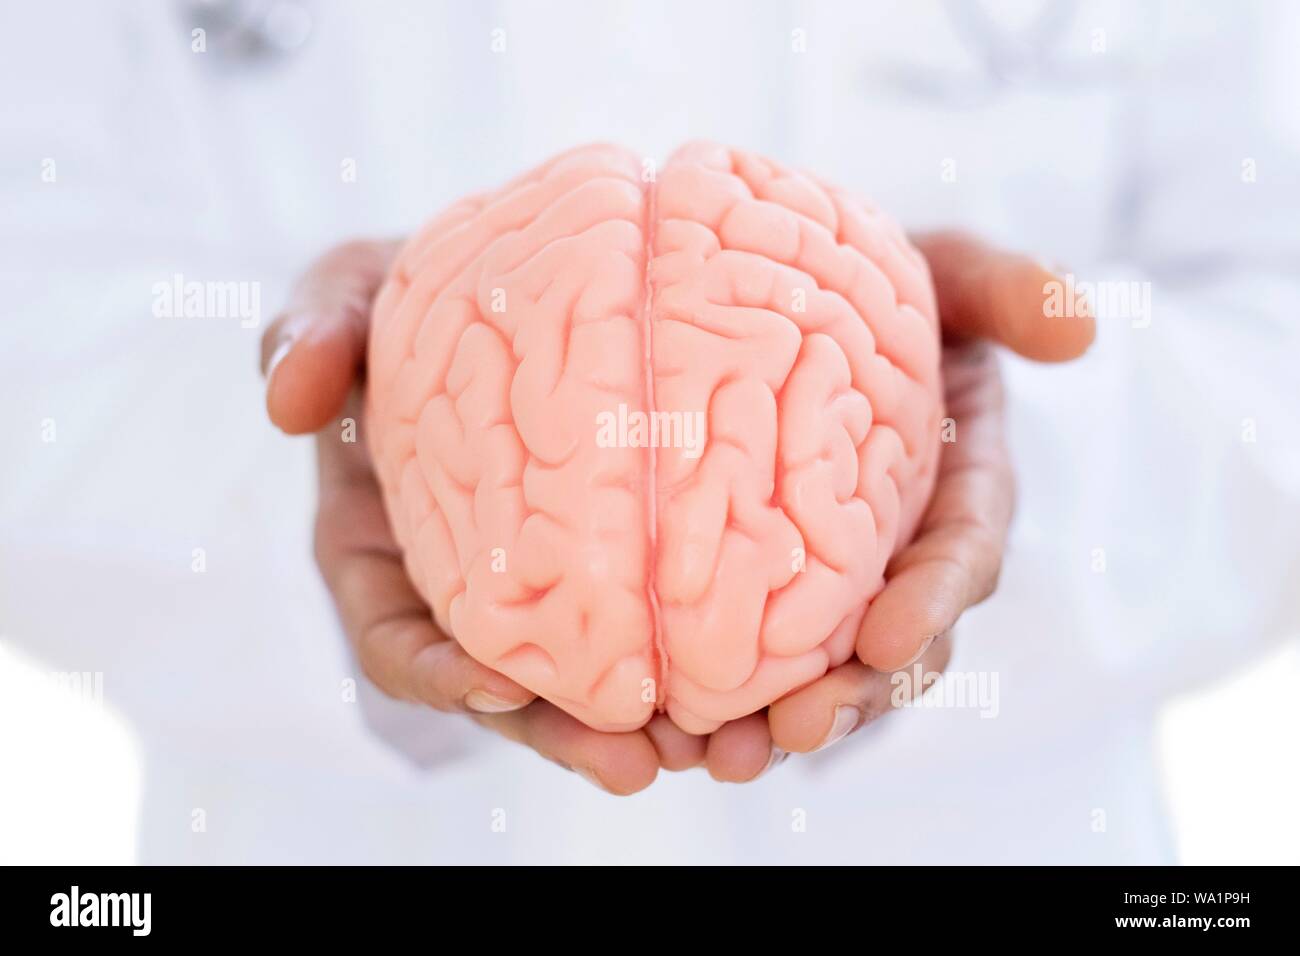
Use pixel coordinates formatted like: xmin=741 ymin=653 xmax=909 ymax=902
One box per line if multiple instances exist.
xmin=264 ymin=233 xmax=1093 ymax=791
xmin=261 ymin=240 xmax=704 ymax=795
xmin=703 ymin=232 xmax=1096 ymax=780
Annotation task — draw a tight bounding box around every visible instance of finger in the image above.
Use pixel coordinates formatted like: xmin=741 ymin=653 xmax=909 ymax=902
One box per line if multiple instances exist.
xmin=476 ymin=703 xmax=661 ymax=796
xmin=326 ymin=545 xmax=535 ymax=715
xmin=261 ymin=239 xmax=401 ymax=435
xmin=315 ymin=390 xmax=384 ymax=498
xmin=856 ymin=345 xmax=1014 ymax=671
xmin=312 ymin=421 xmax=534 ymax=715
xmin=911 ymin=230 xmax=1095 ymax=362
xmin=705 ymin=712 xmax=781 ymax=783
xmin=643 ymin=713 xmax=708 ymax=771
xmin=769 ymin=632 xmax=954 ymax=753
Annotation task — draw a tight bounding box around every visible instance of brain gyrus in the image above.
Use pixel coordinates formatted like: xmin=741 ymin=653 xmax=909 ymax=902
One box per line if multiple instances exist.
xmin=367 ymin=142 xmax=943 ymax=733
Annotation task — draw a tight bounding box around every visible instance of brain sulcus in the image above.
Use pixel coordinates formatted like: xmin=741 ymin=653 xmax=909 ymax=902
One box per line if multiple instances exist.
xmin=367 ymin=142 xmax=943 ymax=733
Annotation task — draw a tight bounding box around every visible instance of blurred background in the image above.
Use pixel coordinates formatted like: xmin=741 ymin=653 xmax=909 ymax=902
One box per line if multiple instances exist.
xmin=2 ymin=0 xmax=1297 ymax=864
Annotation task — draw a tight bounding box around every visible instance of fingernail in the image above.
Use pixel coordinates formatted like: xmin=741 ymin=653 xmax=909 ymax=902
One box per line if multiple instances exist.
xmin=265 ymin=337 xmax=293 ymax=383
xmin=813 ymin=705 xmax=861 ymax=752
xmin=754 ymin=746 xmax=788 ymax=779
xmin=463 ymin=689 xmax=529 ymax=713
xmin=574 ymin=767 xmax=611 ymax=793
xmin=900 ymin=634 xmax=936 ymax=668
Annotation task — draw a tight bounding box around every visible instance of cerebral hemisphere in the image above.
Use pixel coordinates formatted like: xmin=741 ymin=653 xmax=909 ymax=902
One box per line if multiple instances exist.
xmin=366 ymin=142 xmax=943 ymax=733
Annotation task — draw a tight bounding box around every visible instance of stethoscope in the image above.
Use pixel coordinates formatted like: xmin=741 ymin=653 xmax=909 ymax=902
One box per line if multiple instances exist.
xmin=179 ymin=0 xmax=315 ymax=66
xmin=181 ymin=0 xmax=1155 ymax=96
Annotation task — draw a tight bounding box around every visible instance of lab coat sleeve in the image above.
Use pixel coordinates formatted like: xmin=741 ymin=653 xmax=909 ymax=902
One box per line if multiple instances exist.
xmin=352 ymin=648 xmax=489 ymax=768
xmin=1082 ymin=8 xmax=1300 ymax=696
xmin=1112 ymin=271 xmax=1299 ymax=698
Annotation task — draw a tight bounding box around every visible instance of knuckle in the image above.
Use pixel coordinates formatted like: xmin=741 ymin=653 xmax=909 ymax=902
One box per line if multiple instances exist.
xmin=412 ymin=644 xmax=460 ymax=712
xmin=973 ymin=561 xmax=1001 ymax=605
xmin=351 ymin=620 xmax=386 ymax=685
xmin=317 ymin=239 xmax=387 ymax=280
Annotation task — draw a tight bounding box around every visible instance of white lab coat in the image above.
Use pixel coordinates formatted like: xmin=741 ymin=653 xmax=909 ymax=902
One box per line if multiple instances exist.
xmin=1 ymin=0 xmax=1296 ymax=863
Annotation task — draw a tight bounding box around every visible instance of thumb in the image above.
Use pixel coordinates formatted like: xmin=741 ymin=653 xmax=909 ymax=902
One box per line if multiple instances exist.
xmin=911 ymin=231 xmax=1095 ymax=362
xmin=261 ymin=239 xmax=401 ymax=434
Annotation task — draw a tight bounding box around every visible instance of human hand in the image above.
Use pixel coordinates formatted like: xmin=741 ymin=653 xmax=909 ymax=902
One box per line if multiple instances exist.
xmin=262 ymin=240 xmax=705 ymax=795
xmin=700 ymin=232 xmax=1096 ymax=781
xmin=263 ymin=233 xmax=1093 ymax=791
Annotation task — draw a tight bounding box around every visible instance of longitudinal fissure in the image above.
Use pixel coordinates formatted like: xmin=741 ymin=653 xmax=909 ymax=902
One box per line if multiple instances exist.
xmin=375 ymin=144 xmax=942 ymax=733
xmin=640 ymin=174 xmax=668 ymax=710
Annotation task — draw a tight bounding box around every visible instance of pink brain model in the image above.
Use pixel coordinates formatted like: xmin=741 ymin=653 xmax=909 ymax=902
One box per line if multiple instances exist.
xmin=367 ymin=142 xmax=943 ymax=733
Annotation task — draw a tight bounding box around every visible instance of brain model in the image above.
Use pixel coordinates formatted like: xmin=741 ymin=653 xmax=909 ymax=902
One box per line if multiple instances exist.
xmin=367 ymin=142 xmax=943 ymax=733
